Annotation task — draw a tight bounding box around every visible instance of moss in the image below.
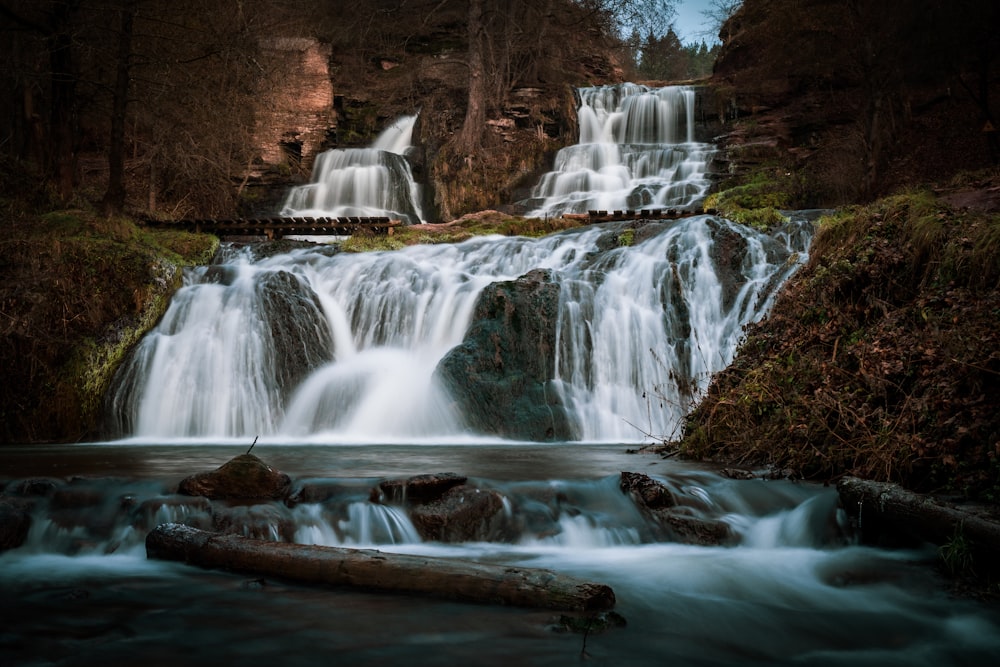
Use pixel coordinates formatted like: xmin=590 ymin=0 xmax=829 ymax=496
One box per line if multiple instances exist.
xmin=335 ymin=212 xmax=584 ymax=253
xmin=704 ymin=166 xmax=804 ymax=230
xmin=339 ymin=234 xmax=407 ymax=253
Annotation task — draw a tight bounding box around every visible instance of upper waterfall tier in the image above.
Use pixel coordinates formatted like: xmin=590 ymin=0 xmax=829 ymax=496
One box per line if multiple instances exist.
xmin=523 ymin=84 xmax=712 ymax=218
xmin=281 ymin=115 xmax=424 ymax=224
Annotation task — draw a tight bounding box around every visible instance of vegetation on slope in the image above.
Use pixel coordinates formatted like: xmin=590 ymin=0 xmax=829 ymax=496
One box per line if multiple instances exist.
xmin=680 ymin=177 xmax=1000 ymax=500
xmin=0 ymin=164 xmax=217 ymax=442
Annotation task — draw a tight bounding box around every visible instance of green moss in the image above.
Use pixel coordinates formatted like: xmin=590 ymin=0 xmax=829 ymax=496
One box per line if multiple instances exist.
xmin=339 ymin=234 xmax=407 ymax=253
xmin=705 ymin=164 xmax=808 ymax=230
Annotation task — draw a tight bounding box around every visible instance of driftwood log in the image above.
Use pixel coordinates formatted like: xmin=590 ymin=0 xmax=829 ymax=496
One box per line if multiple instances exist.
xmin=837 ymin=476 xmax=1000 ymax=575
xmin=146 ymin=523 xmax=616 ymax=611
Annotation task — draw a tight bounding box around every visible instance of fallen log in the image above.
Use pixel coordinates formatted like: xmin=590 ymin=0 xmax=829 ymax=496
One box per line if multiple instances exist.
xmin=146 ymin=523 xmax=615 ymax=611
xmin=838 ymin=476 xmax=1000 ymax=576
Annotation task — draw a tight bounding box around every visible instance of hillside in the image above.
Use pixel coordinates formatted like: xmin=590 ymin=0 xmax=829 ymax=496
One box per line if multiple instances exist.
xmin=676 ymin=0 xmax=1000 ymax=500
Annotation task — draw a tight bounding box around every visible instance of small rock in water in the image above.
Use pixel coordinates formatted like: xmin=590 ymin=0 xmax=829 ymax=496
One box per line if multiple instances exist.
xmin=177 ymin=454 xmax=291 ymax=501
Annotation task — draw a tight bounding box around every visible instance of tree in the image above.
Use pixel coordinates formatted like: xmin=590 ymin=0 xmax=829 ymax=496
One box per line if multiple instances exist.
xmin=101 ymin=0 xmax=137 ymax=216
xmin=701 ymin=0 xmax=741 ymax=43
xmin=458 ymin=0 xmax=486 ymax=153
xmin=0 ymin=0 xmax=86 ymax=201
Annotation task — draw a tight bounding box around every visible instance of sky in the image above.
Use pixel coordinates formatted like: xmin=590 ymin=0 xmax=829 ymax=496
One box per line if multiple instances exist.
xmin=673 ymin=0 xmax=718 ymax=45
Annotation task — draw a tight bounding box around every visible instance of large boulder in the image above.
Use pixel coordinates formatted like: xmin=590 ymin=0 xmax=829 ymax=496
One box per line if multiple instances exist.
xmin=254 ymin=270 xmax=333 ymax=399
xmin=435 ymin=269 xmax=577 ymax=441
xmin=177 ymin=454 xmax=291 ymax=501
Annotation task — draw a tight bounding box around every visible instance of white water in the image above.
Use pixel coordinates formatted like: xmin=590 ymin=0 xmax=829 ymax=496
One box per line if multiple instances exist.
xmin=524 ymin=84 xmax=713 ymax=217
xmin=107 ymin=217 xmax=810 ymax=442
xmin=281 ymin=115 xmax=424 ymax=223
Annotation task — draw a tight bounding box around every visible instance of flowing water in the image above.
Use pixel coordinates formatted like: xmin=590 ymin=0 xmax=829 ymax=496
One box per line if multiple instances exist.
xmin=280 ymin=114 xmax=425 ymax=224
xmin=104 ymin=214 xmax=812 ymax=442
xmin=2 ymin=444 xmax=999 ymax=666
xmin=522 ymin=84 xmax=712 ymax=218
xmin=4 ymin=84 xmax=999 ymax=665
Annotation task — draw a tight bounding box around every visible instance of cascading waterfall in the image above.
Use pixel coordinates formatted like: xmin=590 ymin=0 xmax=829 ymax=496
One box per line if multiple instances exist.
xmin=106 ymin=82 xmax=808 ymax=443
xmin=280 ymin=115 xmax=424 ymax=224
xmin=107 ymin=217 xmax=811 ymax=442
xmin=522 ymin=83 xmax=712 ymax=217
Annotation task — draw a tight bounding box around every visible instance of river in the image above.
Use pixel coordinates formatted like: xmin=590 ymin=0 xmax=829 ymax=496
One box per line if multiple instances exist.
xmin=3 ymin=441 xmax=1000 ymax=666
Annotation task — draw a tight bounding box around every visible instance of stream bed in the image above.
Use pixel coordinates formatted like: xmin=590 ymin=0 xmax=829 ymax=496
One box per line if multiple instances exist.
xmin=2 ymin=442 xmax=999 ymax=666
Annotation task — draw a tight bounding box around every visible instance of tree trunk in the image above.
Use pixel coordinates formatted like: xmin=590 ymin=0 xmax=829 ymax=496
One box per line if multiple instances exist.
xmin=458 ymin=0 xmax=486 ymax=154
xmin=146 ymin=523 xmax=617 ymax=611
xmin=47 ymin=2 xmax=81 ymax=202
xmin=101 ymin=0 xmax=136 ymax=216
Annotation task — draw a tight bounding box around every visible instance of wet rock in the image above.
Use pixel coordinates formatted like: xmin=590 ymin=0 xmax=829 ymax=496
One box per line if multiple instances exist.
xmin=177 ymin=454 xmax=291 ymax=501
xmin=287 ymin=479 xmax=374 ymax=506
xmin=0 ymin=498 xmax=32 ymax=551
xmin=720 ymin=468 xmax=757 ymax=480
xmin=51 ymin=486 xmax=107 ymax=510
xmin=435 ymin=269 xmax=577 ymax=441
xmin=659 ymin=512 xmax=733 ymax=546
xmin=5 ymin=477 xmax=63 ymax=498
xmin=376 ymin=472 xmax=467 ymax=505
xmin=135 ymin=495 xmax=213 ymax=532
xmin=212 ymin=504 xmax=296 ymax=542
xmin=620 ymin=472 xmax=676 ymax=509
xmin=619 ymin=471 xmax=732 ymax=546
xmin=409 ymin=485 xmax=508 ymax=542
xmin=254 ymin=270 xmax=333 ymax=397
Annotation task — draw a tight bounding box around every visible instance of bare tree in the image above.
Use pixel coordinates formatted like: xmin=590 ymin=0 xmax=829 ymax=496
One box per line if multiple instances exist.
xmin=701 ymin=0 xmax=742 ymax=43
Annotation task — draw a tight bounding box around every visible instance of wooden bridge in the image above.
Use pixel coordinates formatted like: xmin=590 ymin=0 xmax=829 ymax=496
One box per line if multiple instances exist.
xmin=144 ymin=216 xmax=402 ymax=239
xmin=576 ymin=207 xmax=716 ymax=223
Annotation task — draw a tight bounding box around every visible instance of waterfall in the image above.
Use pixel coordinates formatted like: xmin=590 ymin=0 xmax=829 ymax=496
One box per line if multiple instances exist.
xmin=106 ymin=218 xmax=811 ymax=442
xmin=522 ymin=84 xmax=712 ymax=218
xmin=105 ymin=84 xmax=809 ymax=443
xmin=281 ymin=115 xmax=424 ymax=224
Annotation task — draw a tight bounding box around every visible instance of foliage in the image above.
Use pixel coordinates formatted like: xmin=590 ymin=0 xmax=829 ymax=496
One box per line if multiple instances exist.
xmin=680 ymin=188 xmax=1000 ymax=500
xmin=635 ymin=31 xmax=719 ymax=81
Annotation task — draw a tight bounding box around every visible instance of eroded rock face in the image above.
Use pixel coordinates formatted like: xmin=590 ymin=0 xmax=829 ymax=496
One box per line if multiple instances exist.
xmin=177 ymin=454 xmax=291 ymax=501
xmin=435 ymin=269 xmax=576 ymax=440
